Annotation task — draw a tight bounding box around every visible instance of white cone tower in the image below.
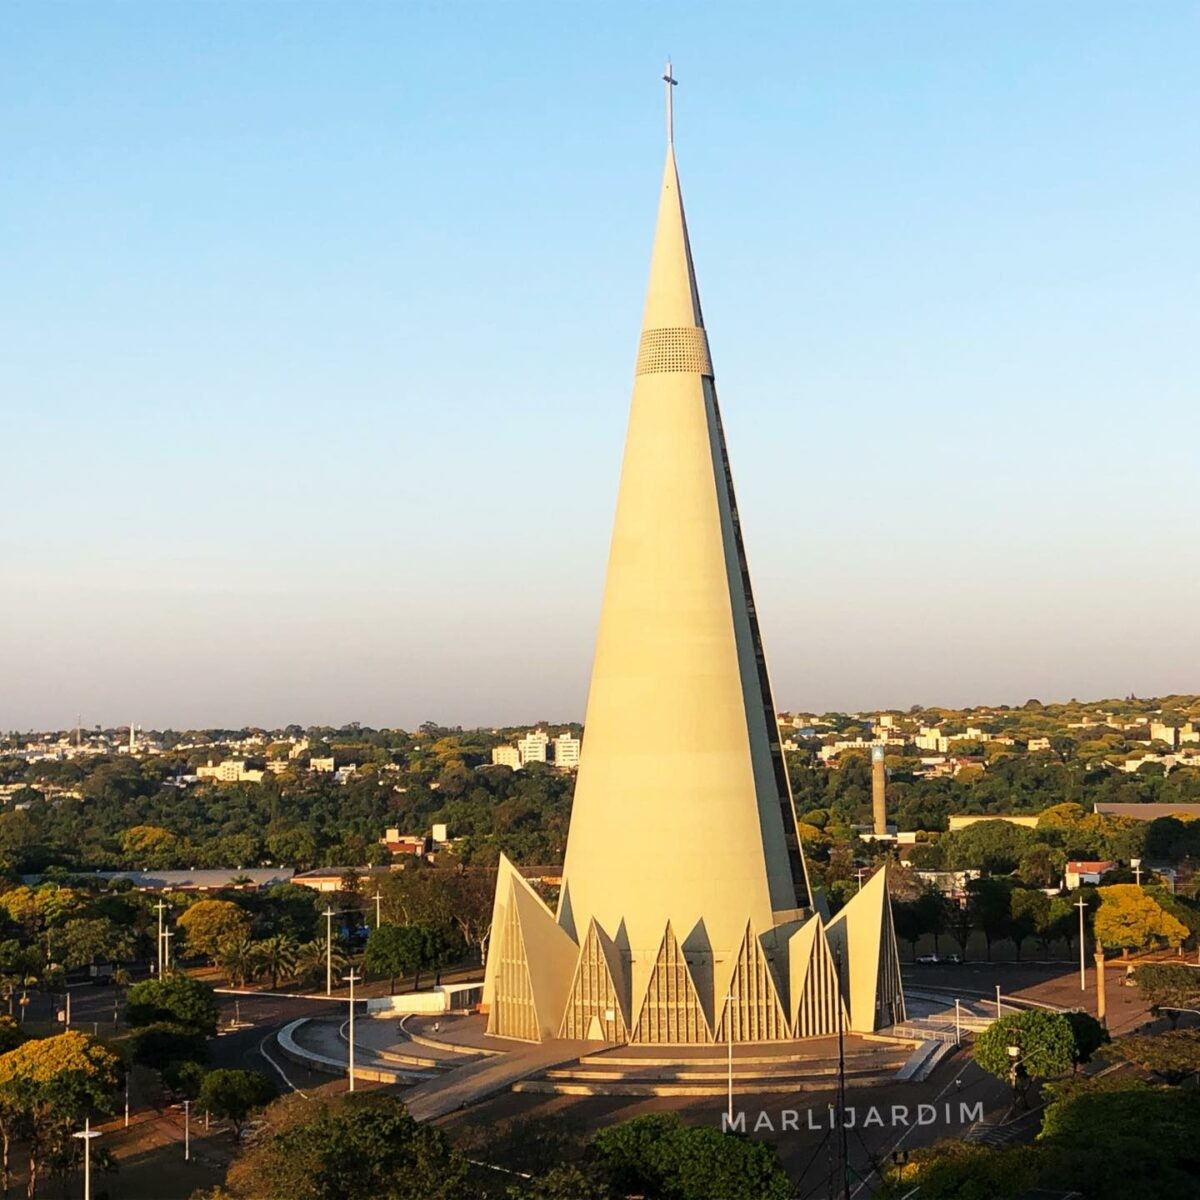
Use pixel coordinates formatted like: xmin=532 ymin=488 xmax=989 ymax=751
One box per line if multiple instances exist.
xmin=484 ymin=68 xmax=903 ymax=1044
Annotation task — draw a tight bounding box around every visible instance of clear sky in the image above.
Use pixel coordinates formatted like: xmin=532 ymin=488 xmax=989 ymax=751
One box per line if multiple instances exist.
xmin=3 ymin=2 xmax=1197 ymax=732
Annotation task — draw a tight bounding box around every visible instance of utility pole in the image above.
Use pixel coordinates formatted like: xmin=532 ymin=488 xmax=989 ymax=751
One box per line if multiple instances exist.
xmin=833 ymin=949 xmax=850 ymax=1200
xmin=163 ymin=929 xmax=174 ymax=972
xmin=1075 ymin=896 xmax=1087 ymax=991
xmin=1094 ymin=949 xmax=1107 ymax=1026
xmin=995 ymin=984 xmax=1003 ymax=1021
xmin=955 ymin=998 xmax=962 ymax=1046
xmin=373 ymin=890 xmax=382 ymax=928
xmin=72 ymin=1118 xmax=100 ymax=1200
xmin=724 ymin=991 xmax=734 ymax=1129
xmin=345 ymin=970 xmax=361 ymax=1091
xmin=154 ymin=900 xmax=167 ymax=975
xmin=324 ymin=907 xmax=336 ymax=995
xmin=183 ymin=1099 xmax=191 ymax=1161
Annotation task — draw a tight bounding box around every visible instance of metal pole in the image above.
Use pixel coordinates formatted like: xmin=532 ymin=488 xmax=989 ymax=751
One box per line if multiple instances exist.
xmin=73 ymin=1118 xmax=99 ymax=1200
xmin=325 ymin=908 xmax=334 ymax=996
xmin=725 ymin=991 xmax=734 ymax=1128
xmin=184 ymin=1099 xmax=190 ymax=1161
xmin=65 ymin=989 xmax=71 ymax=1029
xmin=345 ymin=970 xmax=361 ymax=1091
xmin=1075 ymin=897 xmax=1087 ymax=990
xmin=374 ymin=891 xmax=382 ymax=928
xmin=155 ymin=900 xmax=166 ymax=976
xmin=125 ymin=1075 xmax=130 ymax=1127
xmin=163 ymin=930 xmax=173 ymax=972
xmin=955 ymin=998 xmax=961 ymax=1046
xmin=995 ymin=985 xmax=1002 ymax=1021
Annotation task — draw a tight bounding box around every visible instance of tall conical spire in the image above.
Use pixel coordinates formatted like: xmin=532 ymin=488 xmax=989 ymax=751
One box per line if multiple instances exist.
xmin=482 ymin=70 xmax=903 ymax=1046
xmin=555 ymin=67 xmax=810 ymax=1010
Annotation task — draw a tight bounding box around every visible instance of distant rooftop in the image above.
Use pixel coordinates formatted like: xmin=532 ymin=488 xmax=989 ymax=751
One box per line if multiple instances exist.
xmin=1093 ymin=802 xmax=1200 ymax=821
xmin=63 ymin=868 xmax=294 ymax=890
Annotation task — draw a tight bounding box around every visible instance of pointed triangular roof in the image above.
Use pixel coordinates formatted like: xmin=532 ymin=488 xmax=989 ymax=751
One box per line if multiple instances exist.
xmin=557 ymin=71 xmax=810 ymax=995
xmin=632 ymin=921 xmax=712 ymax=1044
xmin=826 ymin=864 xmax=905 ymax=1033
xmin=788 ymin=912 xmax=849 ymax=1038
xmin=484 ymin=856 xmax=578 ymax=1041
xmin=559 ymin=917 xmax=631 ymax=1041
xmin=716 ymin=921 xmax=789 ymax=1042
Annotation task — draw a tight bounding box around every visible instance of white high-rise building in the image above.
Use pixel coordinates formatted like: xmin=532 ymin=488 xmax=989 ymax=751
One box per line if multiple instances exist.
xmin=517 ymin=729 xmax=550 ymax=766
xmin=491 ymin=745 xmax=522 ymax=769
xmin=552 ymin=732 xmax=581 ymax=770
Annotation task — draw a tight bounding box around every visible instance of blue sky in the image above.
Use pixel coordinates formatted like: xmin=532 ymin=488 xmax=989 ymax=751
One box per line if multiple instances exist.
xmin=2 ymin=2 xmax=1197 ymax=730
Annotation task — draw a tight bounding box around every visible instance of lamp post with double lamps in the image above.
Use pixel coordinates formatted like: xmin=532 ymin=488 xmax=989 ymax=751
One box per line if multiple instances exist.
xmin=73 ymin=1118 xmax=101 ymax=1200
xmin=345 ymin=970 xmax=362 ymax=1091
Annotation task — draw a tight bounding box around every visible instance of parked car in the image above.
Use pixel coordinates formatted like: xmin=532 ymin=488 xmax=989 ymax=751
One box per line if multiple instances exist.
xmin=916 ymin=954 xmax=940 ymax=964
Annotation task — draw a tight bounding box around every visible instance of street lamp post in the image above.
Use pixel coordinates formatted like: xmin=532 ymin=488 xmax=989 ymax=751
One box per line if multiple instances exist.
xmin=345 ymin=970 xmax=362 ymax=1091
xmin=162 ymin=929 xmax=174 ymax=972
xmin=373 ymin=890 xmax=382 ymax=928
xmin=995 ymin=985 xmax=1002 ymax=1021
xmin=324 ymin=907 xmax=336 ymax=996
xmin=183 ymin=1099 xmax=191 ymax=1161
xmin=954 ymin=998 xmax=962 ymax=1046
xmin=1006 ymin=1038 xmax=1026 ymax=1108
xmin=154 ymin=900 xmax=167 ymax=975
xmin=1075 ymin=896 xmax=1087 ymax=991
xmin=73 ymin=1118 xmax=101 ymax=1200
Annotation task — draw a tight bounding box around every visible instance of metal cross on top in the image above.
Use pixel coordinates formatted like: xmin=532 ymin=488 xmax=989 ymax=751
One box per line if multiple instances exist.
xmin=662 ymin=60 xmax=678 ymax=144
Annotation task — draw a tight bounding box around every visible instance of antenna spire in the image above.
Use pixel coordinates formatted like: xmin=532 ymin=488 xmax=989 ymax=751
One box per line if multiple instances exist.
xmin=662 ymin=60 xmax=677 ymax=145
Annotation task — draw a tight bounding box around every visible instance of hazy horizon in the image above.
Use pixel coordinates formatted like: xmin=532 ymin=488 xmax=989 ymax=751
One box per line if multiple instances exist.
xmin=4 ymin=3 xmax=1197 ymax=732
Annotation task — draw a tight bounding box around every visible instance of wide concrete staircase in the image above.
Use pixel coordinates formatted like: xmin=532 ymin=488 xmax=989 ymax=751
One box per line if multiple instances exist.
xmin=513 ymin=1041 xmax=914 ymax=1098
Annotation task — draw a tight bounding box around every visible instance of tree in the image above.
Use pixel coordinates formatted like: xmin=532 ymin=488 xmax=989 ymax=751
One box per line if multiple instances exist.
xmin=941 ymin=821 xmax=1036 ymax=874
xmin=292 ymin=938 xmax=348 ymax=989
xmin=516 ymin=1164 xmax=615 ymax=1200
xmin=974 ymin=1010 xmax=1075 ymax=1103
xmin=1094 ymin=885 xmax=1189 ymax=957
xmin=197 ymin=1069 xmax=276 ymax=1135
xmin=127 ymin=1022 xmax=210 ymax=1080
xmin=966 ymin=878 xmax=1014 ymax=961
xmin=224 ymin=1093 xmax=468 ymax=1200
xmin=125 ymin=973 xmax=219 ymax=1036
xmin=52 ymin=917 xmax=135 ymax=970
xmin=363 ymin=925 xmax=424 ymax=993
xmin=1104 ymin=1030 xmax=1200 ymax=1084
xmin=217 ymin=936 xmax=256 ymax=988
xmin=1036 ymin=1076 xmax=1200 ymax=1200
xmin=178 ymin=900 xmax=252 ymax=959
xmin=249 ymin=934 xmax=299 ymax=990
xmin=589 ymin=1113 xmax=792 ymax=1200
xmin=1062 ymin=1010 xmax=1108 ymax=1068
xmin=0 ymin=1018 xmax=24 ymax=1055
xmin=0 ymin=1031 xmax=121 ymax=1198
xmin=1008 ymin=888 xmax=1049 ymax=961
xmin=1017 ymin=844 xmax=1064 ymax=889
xmin=1131 ymin=963 xmax=1200 ymax=1027
xmin=120 ymin=824 xmax=182 ymax=869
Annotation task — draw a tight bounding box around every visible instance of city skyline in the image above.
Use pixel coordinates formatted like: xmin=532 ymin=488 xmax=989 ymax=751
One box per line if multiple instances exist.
xmin=5 ymin=3 xmax=1198 ymax=730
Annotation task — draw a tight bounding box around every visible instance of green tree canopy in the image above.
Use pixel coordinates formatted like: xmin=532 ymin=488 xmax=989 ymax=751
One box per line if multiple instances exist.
xmin=1094 ymin=885 xmax=1189 ymax=956
xmin=589 ymin=1113 xmax=792 ymax=1200
xmin=197 ymin=1068 xmax=276 ymax=1135
xmin=973 ymin=1010 xmax=1076 ymax=1091
xmin=224 ymin=1094 xmax=467 ymax=1200
xmin=178 ymin=899 xmax=252 ymax=958
xmin=125 ymin=972 xmax=219 ymax=1036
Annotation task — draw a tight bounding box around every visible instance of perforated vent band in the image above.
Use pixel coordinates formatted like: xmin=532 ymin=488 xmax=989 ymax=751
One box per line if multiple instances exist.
xmin=635 ymin=326 xmax=713 ymax=377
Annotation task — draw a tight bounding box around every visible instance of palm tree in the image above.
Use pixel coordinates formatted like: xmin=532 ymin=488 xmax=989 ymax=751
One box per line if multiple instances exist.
xmin=249 ymin=934 xmax=299 ymax=990
xmin=293 ymin=938 xmax=348 ymax=988
xmin=217 ymin=936 xmax=256 ymax=988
